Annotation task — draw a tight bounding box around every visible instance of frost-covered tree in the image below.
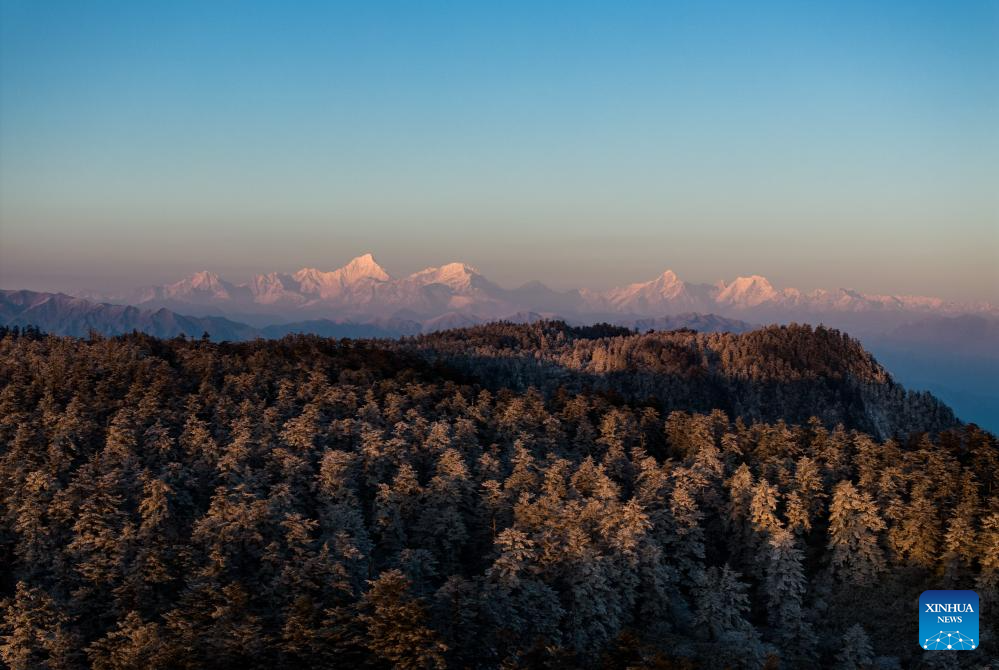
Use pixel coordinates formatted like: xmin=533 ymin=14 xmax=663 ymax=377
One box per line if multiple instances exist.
xmin=692 ymin=565 xmax=766 ymax=668
xmin=892 ymin=483 xmax=939 ymax=569
xmin=693 ymin=565 xmax=756 ymax=641
xmin=828 ymin=481 xmax=886 ymax=584
xmin=374 ymin=462 xmax=423 ymax=554
xmin=834 ymin=624 xmax=873 ymax=670
xmin=0 ymin=582 xmax=82 ymax=670
xmin=725 ymin=463 xmax=756 ymax=569
xmin=665 ymin=474 xmax=706 ymax=586
xmin=358 ymin=570 xmax=447 ymax=670
xmin=749 ymin=477 xmax=783 ymax=576
xmin=86 ymin=611 xmax=168 ymax=670
xmin=416 ymin=448 xmax=473 ymax=572
xmin=940 ymin=473 xmax=980 ymax=582
xmin=481 ymin=528 xmax=564 ymax=660
xmin=765 ymin=527 xmax=815 ymax=656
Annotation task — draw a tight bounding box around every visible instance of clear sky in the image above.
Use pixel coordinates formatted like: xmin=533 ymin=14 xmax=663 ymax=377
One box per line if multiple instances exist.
xmin=1 ymin=0 xmax=997 ymax=299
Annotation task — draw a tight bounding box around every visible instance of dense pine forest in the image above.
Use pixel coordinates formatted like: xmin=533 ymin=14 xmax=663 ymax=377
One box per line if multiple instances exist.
xmin=404 ymin=322 xmax=958 ymax=439
xmin=0 ymin=322 xmax=996 ymax=669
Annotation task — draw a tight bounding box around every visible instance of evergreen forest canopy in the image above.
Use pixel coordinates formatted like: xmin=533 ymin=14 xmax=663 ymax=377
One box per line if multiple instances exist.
xmin=0 ymin=322 xmax=995 ymax=669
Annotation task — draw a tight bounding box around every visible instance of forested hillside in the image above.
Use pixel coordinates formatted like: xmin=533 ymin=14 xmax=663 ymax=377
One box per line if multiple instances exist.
xmin=403 ymin=322 xmax=958 ymax=439
xmin=0 ymin=326 xmax=995 ymax=669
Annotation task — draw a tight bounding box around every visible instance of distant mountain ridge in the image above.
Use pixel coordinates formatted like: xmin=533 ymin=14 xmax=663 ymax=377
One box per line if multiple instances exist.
xmin=76 ymin=254 xmax=997 ymax=329
xmin=0 ymin=290 xmax=752 ymax=341
xmin=0 ymin=290 xmax=259 ymax=340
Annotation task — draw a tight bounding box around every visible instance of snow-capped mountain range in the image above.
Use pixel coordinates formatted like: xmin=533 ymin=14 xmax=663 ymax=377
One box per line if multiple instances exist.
xmin=78 ymin=253 xmax=996 ymax=330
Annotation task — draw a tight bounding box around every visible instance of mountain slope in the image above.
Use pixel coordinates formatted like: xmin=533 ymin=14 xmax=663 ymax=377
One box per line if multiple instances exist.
xmin=0 ymin=290 xmax=258 ymax=341
xmin=402 ymin=321 xmax=959 ymax=438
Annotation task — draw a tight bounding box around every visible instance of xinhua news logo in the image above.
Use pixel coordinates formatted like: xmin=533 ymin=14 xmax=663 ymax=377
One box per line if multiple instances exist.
xmin=919 ymin=590 xmax=979 ymax=651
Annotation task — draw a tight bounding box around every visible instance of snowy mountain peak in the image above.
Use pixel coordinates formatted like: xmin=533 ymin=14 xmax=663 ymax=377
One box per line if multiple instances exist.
xmin=442 ymin=261 xmax=479 ymax=273
xmin=435 ymin=262 xmax=481 ymax=281
xmin=188 ymin=270 xmax=221 ymax=286
xmin=340 ymin=253 xmax=390 ymax=283
xmin=291 ymin=267 xmax=329 ymax=291
xmin=651 ymin=270 xmax=686 ymax=292
xmin=731 ymin=274 xmax=772 ymax=287
xmin=247 ymin=272 xmax=304 ymax=305
xmin=838 ymin=288 xmax=865 ymax=299
xmin=166 ymin=271 xmax=234 ymax=299
xmin=288 ymin=255 xmax=390 ymax=298
xmin=409 ymin=262 xmax=485 ymax=290
xmin=716 ymin=275 xmax=778 ymax=306
xmin=659 ymin=269 xmax=680 ymax=282
xmin=597 ymin=268 xmax=711 ymax=313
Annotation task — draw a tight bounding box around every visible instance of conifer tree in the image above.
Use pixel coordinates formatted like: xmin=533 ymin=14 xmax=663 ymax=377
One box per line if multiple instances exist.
xmin=0 ymin=582 xmax=82 ymax=670
xmin=828 ymin=481 xmax=886 ymax=584
xmin=693 ymin=565 xmax=755 ymax=641
xmin=940 ymin=473 xmax=980 ymax=582
xmin=86 ymin=611 xmax=168 ymax=670
xmin=765 ymin=527 xmax=815 ymax=655
xmin=893 ymin=482 xmax=939 ymax=569
xmin=833 ymin=624 xmax=873 ymax=670
xmin=358 ymin=570 xmax=447 ymax=670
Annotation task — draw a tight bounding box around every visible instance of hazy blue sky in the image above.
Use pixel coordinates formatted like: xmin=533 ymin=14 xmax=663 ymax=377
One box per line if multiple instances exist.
xmin=1 ymin=0 xmax=997 ymax=299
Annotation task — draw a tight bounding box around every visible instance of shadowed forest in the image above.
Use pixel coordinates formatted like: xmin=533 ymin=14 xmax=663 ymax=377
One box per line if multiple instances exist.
xmin=0 ymin=323 xmax=995 ymax=669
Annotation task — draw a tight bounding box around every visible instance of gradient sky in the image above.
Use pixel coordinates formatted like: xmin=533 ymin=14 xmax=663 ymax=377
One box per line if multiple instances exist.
xmin=1 ymin=0 xmax=997 ymax=299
